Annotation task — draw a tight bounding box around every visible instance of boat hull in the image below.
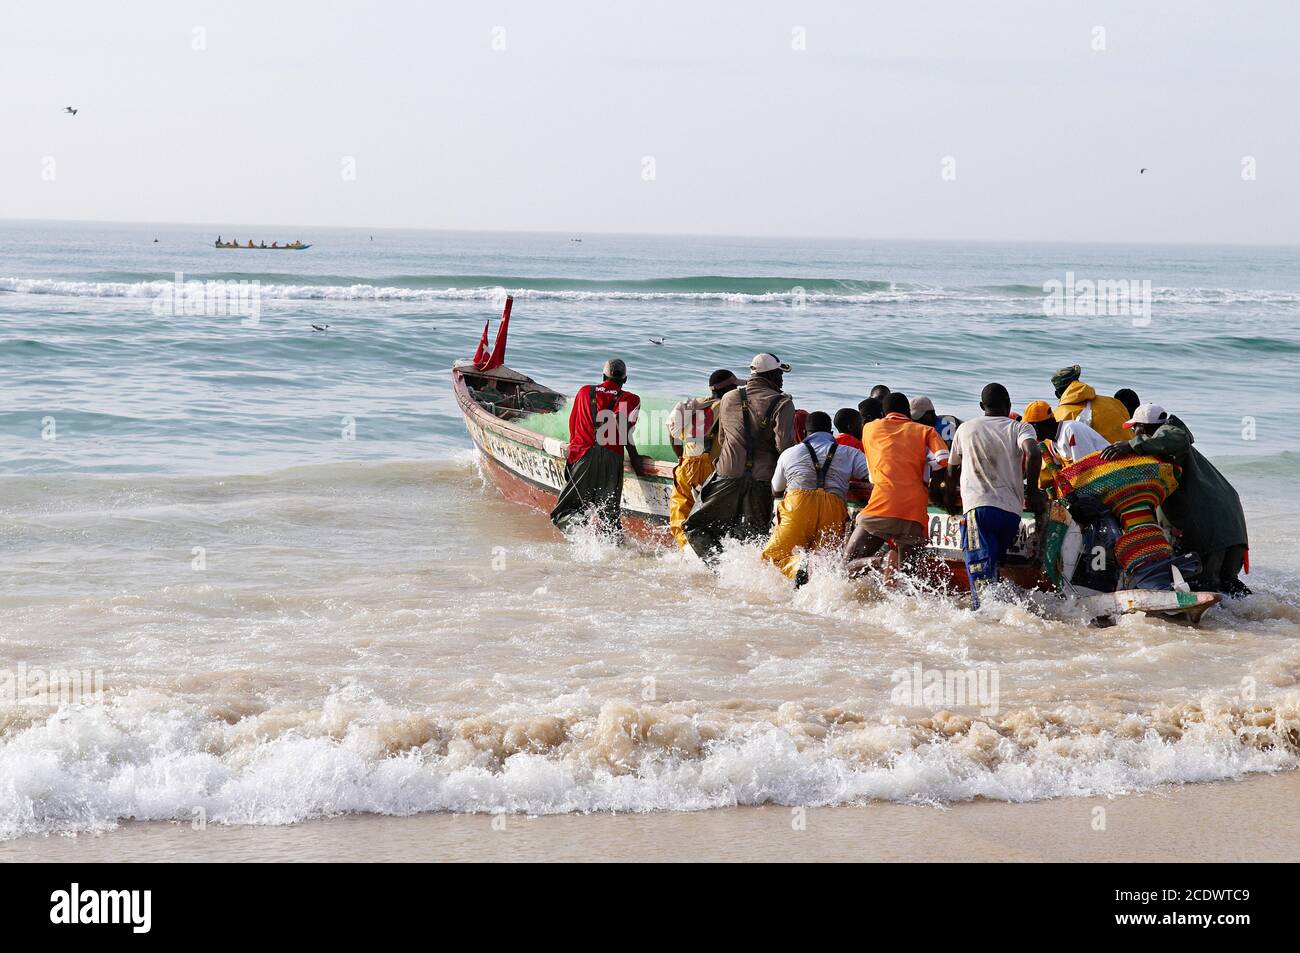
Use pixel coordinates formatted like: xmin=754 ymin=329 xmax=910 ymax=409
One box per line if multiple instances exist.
xmin=475 ymin=444 xmax=670 ymax=539
xmin=1074 ymin=587 xmax=1221 ymax=624
xmin=453 ymin=361 xmax=1044 ymax=589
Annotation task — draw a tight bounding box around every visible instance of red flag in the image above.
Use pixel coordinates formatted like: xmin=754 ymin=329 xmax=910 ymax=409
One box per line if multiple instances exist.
xmin=482 ymin=296 xmax=512 ymax=371
xmin=471 ymin=320 xmax=490 ymax=368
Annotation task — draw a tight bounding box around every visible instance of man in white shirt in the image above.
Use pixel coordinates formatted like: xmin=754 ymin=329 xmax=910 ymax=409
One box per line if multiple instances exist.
xmin=762 ymin=411 xmax=870 ymax=586
xmin=1054 ymin=418 xmax=1109 ymax=461
xmin=944 ymin=383 xmax=1044 ymax=608
xmin=1021 ymin=399 xmax=1108 ymax=463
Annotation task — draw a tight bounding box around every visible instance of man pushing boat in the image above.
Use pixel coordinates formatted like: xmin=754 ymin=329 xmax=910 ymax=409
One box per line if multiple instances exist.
xmin=549 ymin=358 xmax=648 ymax=538
xmin=1100 ymin=403 xmax=1250 ymax=596
xmin=944 ymin=383 xmax=1046 ymax=609
xmin=666 ymin=369 xmax=739 ymax=548
xmin=763 ymin=410 xmax=870 ymax=585
xmin=684 ymin=353 xmax=797 ymax=562
xmin=844 ymin=392 xmax=951 ymax=579
xmin=1050 ymin=364 xmax=1130 ymax=443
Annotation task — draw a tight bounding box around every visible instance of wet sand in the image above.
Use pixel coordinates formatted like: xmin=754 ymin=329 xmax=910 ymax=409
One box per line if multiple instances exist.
xmin=5 ymin=771 xmax=1298 ymax=863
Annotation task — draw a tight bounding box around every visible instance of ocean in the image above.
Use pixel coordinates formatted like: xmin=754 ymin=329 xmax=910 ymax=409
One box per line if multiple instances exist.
xmin=1 ymin=219 xmax=1299 ymax=840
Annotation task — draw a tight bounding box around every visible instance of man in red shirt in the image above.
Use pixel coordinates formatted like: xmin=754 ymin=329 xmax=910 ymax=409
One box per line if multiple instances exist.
xmin=550 ymin=358 xmax=648 ymax=537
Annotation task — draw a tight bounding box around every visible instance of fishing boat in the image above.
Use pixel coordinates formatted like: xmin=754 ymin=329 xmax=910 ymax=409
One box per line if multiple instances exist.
xmin=213 ymin=241 xmax=311 ymax=250
xmin=453 ymin=299 xmax=1220 ymax=622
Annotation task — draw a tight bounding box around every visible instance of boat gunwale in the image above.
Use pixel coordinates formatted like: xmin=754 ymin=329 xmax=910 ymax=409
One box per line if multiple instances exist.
xmin=452 ymin=361 xmax=676 ymax=482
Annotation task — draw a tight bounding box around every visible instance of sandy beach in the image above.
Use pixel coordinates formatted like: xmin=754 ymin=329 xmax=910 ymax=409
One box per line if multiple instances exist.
xmin=5 ymin=771 xmax=1298 ymax=863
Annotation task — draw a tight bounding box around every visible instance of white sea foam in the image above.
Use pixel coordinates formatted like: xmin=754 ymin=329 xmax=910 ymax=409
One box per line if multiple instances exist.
xmin=0 ymin=276 xmax=934 ymax=304
xmin=5 ymin=457 xmax=1296 ymax=842
xmin=7 ymin=275 xmax=1297 ymax=306
xmin=1 ymin=688 xmax=1297 ymax=838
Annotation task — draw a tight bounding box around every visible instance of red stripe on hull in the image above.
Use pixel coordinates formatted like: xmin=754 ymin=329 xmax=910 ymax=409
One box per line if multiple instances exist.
xmin=943 ymin=561 xmax=1045 ymax=591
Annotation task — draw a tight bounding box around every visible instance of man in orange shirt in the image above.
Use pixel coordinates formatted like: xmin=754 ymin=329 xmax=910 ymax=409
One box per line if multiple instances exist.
xmin=844 ymin=391 xmax=949 ymax=575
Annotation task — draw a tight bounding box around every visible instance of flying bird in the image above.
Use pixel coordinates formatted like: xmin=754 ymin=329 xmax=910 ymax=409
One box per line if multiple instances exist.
xmin=311 ymin=324 xmax=329 ymax=332
xmin=1140 ymin=168 xmax=1148 ymax=174
xmin=63 ymin=106 xmax=78 ymax=116
xmin=649 ymin=337 xmax=665 ymax=346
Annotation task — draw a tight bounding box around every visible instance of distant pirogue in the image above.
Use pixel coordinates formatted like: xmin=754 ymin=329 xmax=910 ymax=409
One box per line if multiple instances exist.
xmin=214 ymin=240 xmax=312 ymax=250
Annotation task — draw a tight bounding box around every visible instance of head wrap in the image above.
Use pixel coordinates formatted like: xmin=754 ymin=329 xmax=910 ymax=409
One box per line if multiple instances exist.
xmin=1050 ymin=364 xmax=1082 ymax=393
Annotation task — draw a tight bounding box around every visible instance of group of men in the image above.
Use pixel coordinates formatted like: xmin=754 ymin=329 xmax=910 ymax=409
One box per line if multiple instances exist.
xmin=548 ymin=355 xmax=1250 ymax=606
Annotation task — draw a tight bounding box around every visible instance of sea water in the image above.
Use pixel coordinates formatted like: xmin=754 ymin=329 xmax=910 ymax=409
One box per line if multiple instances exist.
xmin=1 ymin=220 xmax=1298 ymax=837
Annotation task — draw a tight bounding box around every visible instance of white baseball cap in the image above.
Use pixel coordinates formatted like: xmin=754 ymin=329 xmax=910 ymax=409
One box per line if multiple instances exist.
xmin=750 ymin=352 xmax=791 ymax=373
xmin=1123 ymin=403 xmax=1168 ymax=429
xmin=909 ymin=395 xmax=935 ymax=419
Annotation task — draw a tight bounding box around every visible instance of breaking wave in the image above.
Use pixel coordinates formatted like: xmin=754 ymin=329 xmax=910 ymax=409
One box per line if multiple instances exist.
xmin=0 ymin=274 xmax=927 ymax=304
xmin=2 ymin=687 xmax=1298 ymax=838
xmin=6 ymin=274 xmax=1300 ymax=306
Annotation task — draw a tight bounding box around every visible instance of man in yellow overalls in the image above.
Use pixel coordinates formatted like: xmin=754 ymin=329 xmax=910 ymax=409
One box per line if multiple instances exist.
xmin=666 ymin=369 xmax=738 ymax=548
xmin=762 ymin=411 xmax=870 ymax=586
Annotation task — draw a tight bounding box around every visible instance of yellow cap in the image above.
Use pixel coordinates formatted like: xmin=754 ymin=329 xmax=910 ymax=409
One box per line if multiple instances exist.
xmin=1021 ymin=400 xmax=1053 ymax=424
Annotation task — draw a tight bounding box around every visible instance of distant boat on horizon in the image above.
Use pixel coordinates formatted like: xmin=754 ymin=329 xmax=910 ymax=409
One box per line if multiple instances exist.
xmin=214 ymin=238 xmax=312 ymax=250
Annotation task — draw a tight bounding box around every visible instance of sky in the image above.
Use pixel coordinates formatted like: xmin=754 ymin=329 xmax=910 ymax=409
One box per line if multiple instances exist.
xmin=2 ymin=1 xmax=1298 ymax=242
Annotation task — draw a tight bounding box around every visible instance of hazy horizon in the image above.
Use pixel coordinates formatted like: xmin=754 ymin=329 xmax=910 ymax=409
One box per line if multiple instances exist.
xmin=7 ymin=216 xmax=1300 ymax=250
xmin=5 ymin=1 xmax=1298 ymax=244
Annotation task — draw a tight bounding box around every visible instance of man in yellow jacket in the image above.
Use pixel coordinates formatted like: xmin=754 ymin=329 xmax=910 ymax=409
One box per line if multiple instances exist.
xmin=762 ymin=411 xmax=870 ymax=586
xmin=1050 ymin=364 xmax=1130 ymax=443
xmin=666 ymin=369 xmax=738 ymax=548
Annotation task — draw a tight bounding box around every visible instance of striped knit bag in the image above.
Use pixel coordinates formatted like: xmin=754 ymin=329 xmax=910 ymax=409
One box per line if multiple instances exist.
xmin=1054 ymin=451 xmax=1181 ymax=578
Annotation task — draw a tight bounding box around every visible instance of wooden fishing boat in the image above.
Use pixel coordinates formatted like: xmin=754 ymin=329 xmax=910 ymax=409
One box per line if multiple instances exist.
xmin=451 ymin=305 xmax=1041 ymax=591
xmin=453 ymin=357 xmax=1045 ymax=590
xmin=452 ymin=299 xmax=1220 ymax=622
xmin=213 ymin=242 xmax=312 ymax=250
